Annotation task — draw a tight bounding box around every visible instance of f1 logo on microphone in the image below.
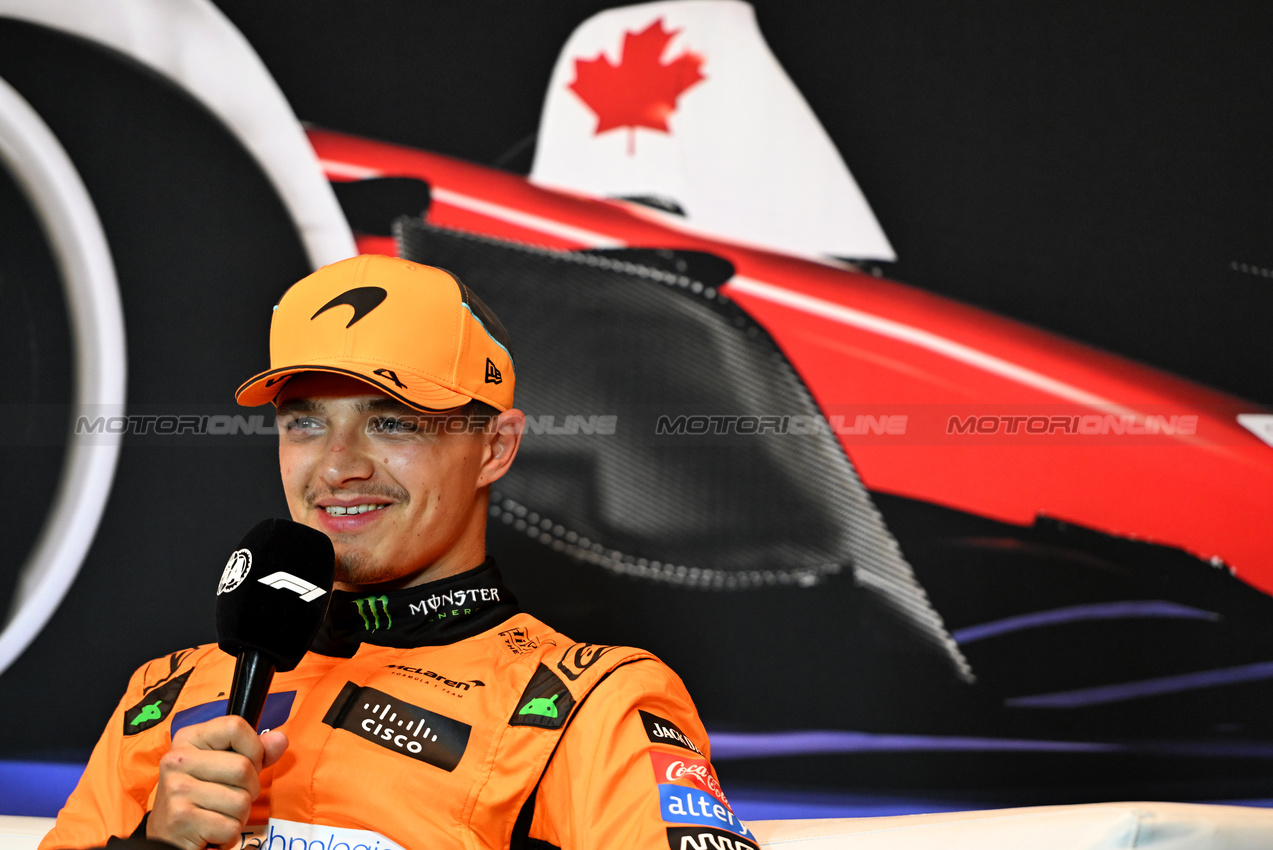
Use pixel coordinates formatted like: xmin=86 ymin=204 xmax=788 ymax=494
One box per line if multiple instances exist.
xmin=258 ymin=571 xmax=327 ymax=602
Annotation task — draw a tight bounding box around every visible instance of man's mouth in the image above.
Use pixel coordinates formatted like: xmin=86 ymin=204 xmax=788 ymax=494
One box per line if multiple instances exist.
xmin=322 ymin=504 xmax=390 ymax=516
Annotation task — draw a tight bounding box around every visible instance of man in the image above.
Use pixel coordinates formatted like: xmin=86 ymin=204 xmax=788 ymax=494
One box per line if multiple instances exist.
xmin=42 ymin=255 xmax=752 ymax=850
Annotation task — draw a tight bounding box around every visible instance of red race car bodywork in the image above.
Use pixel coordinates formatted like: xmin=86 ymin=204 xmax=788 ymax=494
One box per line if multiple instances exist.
xmin=311 ymin=127 xmax=1273 ymax=598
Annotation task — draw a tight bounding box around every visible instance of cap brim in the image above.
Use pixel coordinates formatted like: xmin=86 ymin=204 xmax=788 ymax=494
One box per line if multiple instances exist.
xmin=235 ymin=364 xmax=476 ymax=412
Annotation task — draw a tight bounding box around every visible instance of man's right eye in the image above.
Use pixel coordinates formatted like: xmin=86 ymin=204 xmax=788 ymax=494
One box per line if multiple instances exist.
xmin=283 ymin=416 xmax=323 ymax=432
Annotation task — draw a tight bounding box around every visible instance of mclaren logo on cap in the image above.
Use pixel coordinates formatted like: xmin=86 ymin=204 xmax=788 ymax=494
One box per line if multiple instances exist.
xmin=311 ymin=286 xmax=388 ymax=328
xmin=485 ymin=358 xmax=503 ymax=384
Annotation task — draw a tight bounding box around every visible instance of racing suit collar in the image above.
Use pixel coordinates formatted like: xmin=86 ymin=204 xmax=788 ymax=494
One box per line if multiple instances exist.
xmin=310 ymin=558 xmax=519 ymax=656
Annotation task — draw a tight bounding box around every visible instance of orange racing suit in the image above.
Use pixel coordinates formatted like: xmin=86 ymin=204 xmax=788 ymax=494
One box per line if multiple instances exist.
xmin=41 ymin=560 xmax=755 ymax=850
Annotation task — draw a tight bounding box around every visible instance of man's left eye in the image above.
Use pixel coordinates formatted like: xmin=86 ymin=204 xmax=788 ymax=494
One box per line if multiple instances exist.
xmin=370 ymin=416 xmax=417 ymax=435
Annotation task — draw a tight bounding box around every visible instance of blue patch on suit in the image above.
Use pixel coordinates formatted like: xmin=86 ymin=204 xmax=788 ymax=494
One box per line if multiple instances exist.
xmin=170 ymin=691 xmax=296 ymax=735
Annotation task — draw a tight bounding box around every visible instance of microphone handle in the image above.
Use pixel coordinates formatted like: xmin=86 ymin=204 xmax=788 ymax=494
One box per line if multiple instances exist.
xmin=227 ymin=648 xmax=276 ymax=729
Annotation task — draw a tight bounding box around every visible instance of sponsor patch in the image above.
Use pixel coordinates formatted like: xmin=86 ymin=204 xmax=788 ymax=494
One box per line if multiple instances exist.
xmin=323 ymin=682 xmax=470 ymax=771
xmin=556 ymin=643 xmax=618 ymax=681
xmin=510 ymin=663 xmax=576 ymax=728
xmin=650 ymin=751 xmax=729 ymax=806
xmin=235 ymin=819 xmax=405 ymax=850
xmin=659 ymin=786 xmax=751 ymax=839
xmin=641 ymin=710 xmax=703 ymax=755
xmin=123 ymin=669 xmax=192 ymax=736
xmin=407 ymin=586 xmax=502 ymax=620
xmin=170 ymin=691 xmax=296 ymax=736
xmin=385 ymin=664 xmax=484 ymax=697
xmin=352 ymin=595 xmax=393 ymax=631
xmin=665 ymin=826 xmax=760 ymax=850
xmin=498 ymin=626 xmax=540 ymax=655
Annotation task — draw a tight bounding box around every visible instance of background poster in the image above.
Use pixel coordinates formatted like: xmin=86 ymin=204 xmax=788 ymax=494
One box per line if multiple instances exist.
xmin=3 ymin=0 xmax=1272 ymax=812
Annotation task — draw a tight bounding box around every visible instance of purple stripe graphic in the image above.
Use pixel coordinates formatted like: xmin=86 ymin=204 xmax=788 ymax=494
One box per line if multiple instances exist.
xmin=952 ymin=600 xmax=1219 ymax=645
xmin=1005 ymin=660 xmax=1273 ymax=708
xmin=706 ymin=730 xmax=1273 ymax=760
xmin=707 ymin=730 xmax=1119 ymax=759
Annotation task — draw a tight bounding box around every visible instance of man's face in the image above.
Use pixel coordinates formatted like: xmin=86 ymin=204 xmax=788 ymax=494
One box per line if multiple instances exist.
xmin=275 ymin=373 xmax=495 ymax=589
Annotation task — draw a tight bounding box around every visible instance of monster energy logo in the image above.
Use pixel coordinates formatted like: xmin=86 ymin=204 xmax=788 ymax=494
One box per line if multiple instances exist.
xmin=407 ymin=586 xmax=500 ymax=618
xmin=353 ymin=595 xmax=392 ymax=631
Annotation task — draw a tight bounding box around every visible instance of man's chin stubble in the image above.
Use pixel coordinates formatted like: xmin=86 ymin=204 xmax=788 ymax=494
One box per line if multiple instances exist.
xmin=335 ymin=550 xmax=399 ymax=586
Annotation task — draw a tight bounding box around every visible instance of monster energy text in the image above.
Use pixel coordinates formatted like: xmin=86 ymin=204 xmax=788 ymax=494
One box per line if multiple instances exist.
xmin=407 ymin=587 xmax=500 ymax=618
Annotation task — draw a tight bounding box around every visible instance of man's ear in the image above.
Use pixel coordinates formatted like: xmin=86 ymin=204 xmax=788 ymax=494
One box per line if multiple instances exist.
xmin=477 ymin=408 xmax=525 ymax=488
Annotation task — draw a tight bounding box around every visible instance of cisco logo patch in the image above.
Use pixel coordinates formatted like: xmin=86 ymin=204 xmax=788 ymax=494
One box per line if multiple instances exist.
xmin=322 ymin=682 xmax=470 ymax=771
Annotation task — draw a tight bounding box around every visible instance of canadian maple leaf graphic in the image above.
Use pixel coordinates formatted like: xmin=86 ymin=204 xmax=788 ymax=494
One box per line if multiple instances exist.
xmin=568 ymin=18 xmax=706 ymax=155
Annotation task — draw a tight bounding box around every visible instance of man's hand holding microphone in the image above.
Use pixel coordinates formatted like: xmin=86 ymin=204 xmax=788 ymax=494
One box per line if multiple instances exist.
xmin=146 ymin=519 xmax=333 ymax=850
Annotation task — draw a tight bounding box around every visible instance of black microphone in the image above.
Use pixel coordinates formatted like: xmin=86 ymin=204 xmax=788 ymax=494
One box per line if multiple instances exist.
xmin=215 ymin=518 xmax=335 ymax=728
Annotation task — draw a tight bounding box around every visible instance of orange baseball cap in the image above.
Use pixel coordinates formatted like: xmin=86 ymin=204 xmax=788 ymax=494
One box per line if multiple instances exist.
xmin=235 ymin=254 xmax=515 ymax=411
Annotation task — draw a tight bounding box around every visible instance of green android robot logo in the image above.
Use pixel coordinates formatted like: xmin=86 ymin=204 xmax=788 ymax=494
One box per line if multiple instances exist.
xmin=518 ymin=693 xmax=560 ymax=719
xmin=130 ymin=700 xmax=164 ymax=726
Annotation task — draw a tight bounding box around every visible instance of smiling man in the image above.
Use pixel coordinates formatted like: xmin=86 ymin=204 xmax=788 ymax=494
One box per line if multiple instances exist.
xmin=274 ymin=378 xmax=508 ymax=589
xmin=42 ymin=255 xmax=751 ymax=850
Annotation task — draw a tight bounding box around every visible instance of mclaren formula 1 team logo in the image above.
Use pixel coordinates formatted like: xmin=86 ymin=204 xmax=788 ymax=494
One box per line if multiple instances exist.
xmin=385 ymin=664 xmax=485 ymax=697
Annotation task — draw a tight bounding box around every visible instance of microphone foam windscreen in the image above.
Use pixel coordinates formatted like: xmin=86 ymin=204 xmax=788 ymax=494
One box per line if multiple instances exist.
xmin=215 ymin=518 xmax=335 ymax=671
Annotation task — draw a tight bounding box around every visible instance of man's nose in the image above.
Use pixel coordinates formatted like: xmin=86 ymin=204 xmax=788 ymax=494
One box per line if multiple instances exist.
xmin=320 ymin=429 xmax=375 ymax=485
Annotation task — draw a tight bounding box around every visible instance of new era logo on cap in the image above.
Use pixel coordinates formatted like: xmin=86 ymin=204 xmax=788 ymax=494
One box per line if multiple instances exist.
xmin=485 ymin=358 xmax=502 ymax=384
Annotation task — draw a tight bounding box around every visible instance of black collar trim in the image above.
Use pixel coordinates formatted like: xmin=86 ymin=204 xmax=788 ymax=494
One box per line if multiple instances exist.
xmin=309 ymin=558 xmax=519 ymax=656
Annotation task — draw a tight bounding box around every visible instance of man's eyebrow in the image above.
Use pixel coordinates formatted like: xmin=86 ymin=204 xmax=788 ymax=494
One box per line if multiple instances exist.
xmin=355 ymin=398 xmax=421 ymax=417
xmin=275 ymin=398 xmax=320 ymax=417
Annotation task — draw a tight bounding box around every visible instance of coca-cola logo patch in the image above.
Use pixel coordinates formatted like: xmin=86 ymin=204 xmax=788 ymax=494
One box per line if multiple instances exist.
xmin=650 ymin=750 xmax=729 ymax=807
